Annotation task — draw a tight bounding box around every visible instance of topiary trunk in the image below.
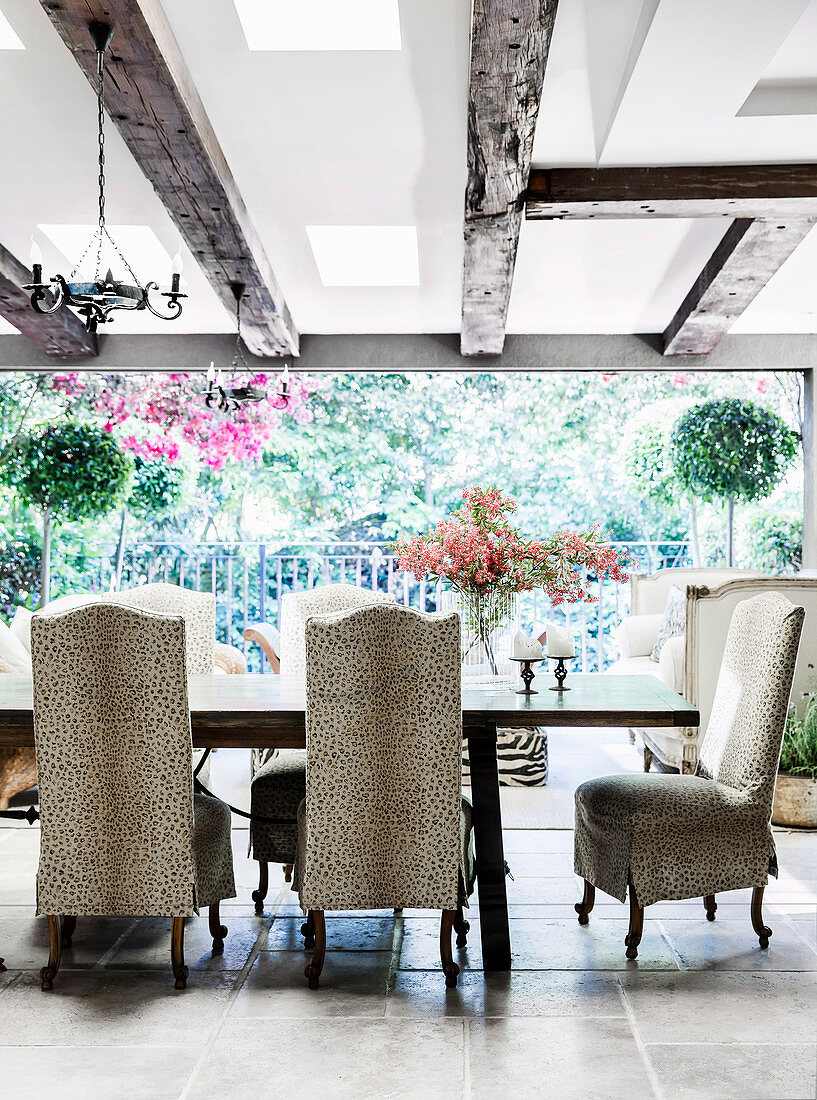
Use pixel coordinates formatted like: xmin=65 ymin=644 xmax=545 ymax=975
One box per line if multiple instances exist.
xmin=39 ymin=505 xmax=51 ymax=608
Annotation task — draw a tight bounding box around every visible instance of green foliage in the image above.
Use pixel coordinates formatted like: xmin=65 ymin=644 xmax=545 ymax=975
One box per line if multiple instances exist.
xmin=1 ymin=423 xmax=132 ymax=523
xmin=0 ymin=536 xmax=40 ymax=616
xmin=128 ymin=458 xmax=186 ymax=519
xmin=745 ymin=512 xmax=802 ymax=574
xmin=782 ymin=688 xmax=817 ymax=779
xmin=670 ymin=398 xmax=798 ymax=505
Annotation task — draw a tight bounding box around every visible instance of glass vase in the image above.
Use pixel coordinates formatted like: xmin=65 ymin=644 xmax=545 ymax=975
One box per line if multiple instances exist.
xmin=443 ymin=588 xmax=518 ymax=686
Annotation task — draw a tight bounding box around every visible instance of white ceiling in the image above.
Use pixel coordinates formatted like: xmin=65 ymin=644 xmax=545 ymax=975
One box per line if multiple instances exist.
xmin=0 ymin=0 xmax=814 ymax=342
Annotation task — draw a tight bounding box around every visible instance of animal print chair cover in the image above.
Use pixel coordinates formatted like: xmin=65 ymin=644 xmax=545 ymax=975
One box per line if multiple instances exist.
xmin=31 ymin=603 xmax=235 ymax=917
xmin=574 ymin=592 xmax=804 ymax=907
xmin=296 ymin=603 xmax=464 ymax=911
xmin=107 ymin=583 xmax=215 ymax=675
xmin=250 ymin=583 xmax=395 ymax=778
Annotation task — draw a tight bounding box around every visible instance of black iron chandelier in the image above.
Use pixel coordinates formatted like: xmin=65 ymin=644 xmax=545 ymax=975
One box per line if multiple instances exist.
xmin=23 ymin=22 xmax=186 ymax=333
xmin=204 ymin=283 xmax=293 ymax=411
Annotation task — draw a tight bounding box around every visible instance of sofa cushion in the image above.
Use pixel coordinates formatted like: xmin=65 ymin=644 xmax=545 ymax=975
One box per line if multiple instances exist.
xmin=651 ymin=584 xmax=686 ymax=662
xmin=0 ymin=621 xmax=31 ymax=673
xmin=605 ymin=655 xmax=663 ymax=679
xmin=9 ymin=607 xmax=33 ymax=654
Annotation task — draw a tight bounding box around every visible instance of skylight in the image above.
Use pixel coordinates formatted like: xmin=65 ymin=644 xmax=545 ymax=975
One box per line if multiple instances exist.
xmin=306 ymin=226 xmax=419 ymax=286
xmin=0 ymin=10 xmax=24 ymax=50
xmin=233 ymin=0 xmax=401 ymax=51
xmin=39 ymin=225 xmax=174 ymax=286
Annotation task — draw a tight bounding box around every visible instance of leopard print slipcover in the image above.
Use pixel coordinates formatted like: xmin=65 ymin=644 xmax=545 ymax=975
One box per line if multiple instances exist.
xmin=296 ymin=603 xmax=464 ymax=912
xmin=107 ymin=584 xmax=215 ymax=675
xmin=31 ymin=603 xmax=235 ymax=917
xmin=574 ymin=592 xmax=804 ymax=907
xmin=279 ymin=583 xmax=395 ymax=680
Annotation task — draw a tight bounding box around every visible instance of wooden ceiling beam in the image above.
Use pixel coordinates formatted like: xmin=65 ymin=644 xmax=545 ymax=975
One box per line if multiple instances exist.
xmin=461 ymin=0 xmax=559 ymax=357
xmin=526 ymin=164 xmax=817 ymax=220
xmin=38 ymin=0 xmax=298 ymax=358
xmin=0 ymin=243 xmax=97 ymax=358
xmin=663 ymin=218 xmax=816 ymax=356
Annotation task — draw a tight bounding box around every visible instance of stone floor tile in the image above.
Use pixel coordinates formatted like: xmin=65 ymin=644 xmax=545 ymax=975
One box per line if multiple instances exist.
xmin=0 ymin=914 xmax=134 ymax=970
xmin=108 ymin=915 xmax=268 ymax=972
xmin=230 ymin=949 xmax=392 ymax=1018
xmin=661 ymin=917 xmax=817 ymax=971
xmin=619 ymin=971 xmax=817 ymax=1044
xmin=265 ymin=915 xmax=396 ymax=953
xmin=502 ymin=828 xmax=574 ymax=854
xmin=388 ymin=968 xmax=625 ymax=1019
xmin=0 ymin=970 xmax=238 ymax=1047
xmin=398 ymin=918 xmax=678 ymax=972
xmin=503 ymin=851 xmax=575 ymax=877
xmin=648 ymin=1042 xmax=817 ymax=1100
xmin=186 ymin=1018 xmax=465 ymax=1100
xmin=395 ymin=917 xmax=483 ymax=970
xmin=467 ymin=1017 xmax=656 ymax=1099
xmin=0 ymin=1046 xmax=199 ymax=1100
xmin=785 ymin=913 xmax=817 ymax=949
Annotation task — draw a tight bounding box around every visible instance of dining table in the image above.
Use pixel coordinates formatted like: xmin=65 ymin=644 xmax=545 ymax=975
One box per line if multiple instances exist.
xmin=0 ymin=671 xmax=699 ymax=972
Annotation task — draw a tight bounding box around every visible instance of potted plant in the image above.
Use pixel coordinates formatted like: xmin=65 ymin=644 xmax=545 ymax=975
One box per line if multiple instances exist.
xmin=394 ymin=485 xmax=629 ymax=678
xmin=774 ymin=679 xmax=817 ymax=827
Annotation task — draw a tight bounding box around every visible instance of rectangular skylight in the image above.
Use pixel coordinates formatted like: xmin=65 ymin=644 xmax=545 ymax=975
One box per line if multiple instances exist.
xmin=306 ymin=226 xmax=419 ymax=286
xmin=233 ymin=0 xmax=401 ymax=51
xmin=0 ymin=10 xmax=24 ymax=50
xmin=39 ymin=225 xmax=174 ymax=285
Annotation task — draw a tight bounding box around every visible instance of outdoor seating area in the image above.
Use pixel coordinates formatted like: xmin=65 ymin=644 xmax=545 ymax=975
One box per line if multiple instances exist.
xmin=1 ymin=2 xmax=817 ymax=1098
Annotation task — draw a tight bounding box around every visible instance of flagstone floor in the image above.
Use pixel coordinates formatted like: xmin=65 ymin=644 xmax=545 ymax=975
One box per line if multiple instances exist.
xmin=1 ymin=729 xmax=815 ymax=1100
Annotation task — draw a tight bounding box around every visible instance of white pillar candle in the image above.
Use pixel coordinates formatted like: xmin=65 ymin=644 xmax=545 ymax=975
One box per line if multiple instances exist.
xmin=510 ymin=629 xmax=543 ymax=660
xmin=544 ymin=621 xmax=575 ymax=658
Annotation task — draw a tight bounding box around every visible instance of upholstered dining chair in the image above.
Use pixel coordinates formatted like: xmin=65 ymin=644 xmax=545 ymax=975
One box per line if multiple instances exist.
xmin=293 ymin=602 xmax=473 ymax=989
xmin=249 ymin=583 xmax=394 ymax=911
xmin=574 ymin=591 xmax=804 ymax=960
xmin=30 ymin=603 xmax=236 ymax=991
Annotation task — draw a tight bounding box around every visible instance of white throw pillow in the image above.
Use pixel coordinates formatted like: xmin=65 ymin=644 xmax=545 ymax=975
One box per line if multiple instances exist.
xmin=0 ymin=620 xmax=32 ymax=673
xmin=650 ymin=584 xmax=686 ymax=663
xmin=9 ymin=606 xmax=33 ymax=654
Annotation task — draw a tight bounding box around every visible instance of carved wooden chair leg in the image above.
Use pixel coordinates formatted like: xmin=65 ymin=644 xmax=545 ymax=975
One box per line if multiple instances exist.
xmin=751 ymin=885 xmax=772 ymax=949
xmin=304 ymin=910 xmax=326 ymax=990
xmin=440 ymin=910 xmax=460 ymax=988
xmin=171 ymin=916 xmax=188 ymax=990
xmin=252 ymin=861 xmax=269 ymax=915
xmin=453 ymin=904 xmax=470 ymax=948
xmin=624 ymin=884 xmax=644 ymax=960
xmin=208 ymin=902 xmax=228 ymax=954
xmin=282 ymin=863 xmax=293 ymax=883
xmin=40 ymin=915 xmax=62 ymax=991
xmin=0 ymin=957 xmax=5 ymax=972
xmin=61 ymin=915 xmax=77 ymax=947
xmin=703 ymin=895 xmax=717 ymax=922
xmin=643 ymin=746 xmax=653 ymax=772
xmin=575 ymin=880 xmax=595 ymax=925
xmin=301 ymin=908 xmax=316 ymax=949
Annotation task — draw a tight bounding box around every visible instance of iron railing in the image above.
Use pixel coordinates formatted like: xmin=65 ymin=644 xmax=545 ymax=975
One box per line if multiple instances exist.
xmin=70 ymin=540 xmax=691 ymax=673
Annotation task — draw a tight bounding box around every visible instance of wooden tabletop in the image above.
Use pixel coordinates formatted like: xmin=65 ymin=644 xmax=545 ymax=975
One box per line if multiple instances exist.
xmin=0 ymin=673 xmax=698 ymax=748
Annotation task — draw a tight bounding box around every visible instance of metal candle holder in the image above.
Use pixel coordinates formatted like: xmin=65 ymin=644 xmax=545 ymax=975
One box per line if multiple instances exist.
xmin=549 ymin=656 xmax=573 ymax=691
xmin=510 ymin=656 xmax=543 ymax=695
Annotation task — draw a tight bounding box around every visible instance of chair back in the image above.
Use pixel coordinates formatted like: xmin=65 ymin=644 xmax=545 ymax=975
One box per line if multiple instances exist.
xmin=300 ymin=603 xmax=461 ymax=911
xmin=697 ymin=592 xmax=804 ymax=811
xmin=279 ymin=582 xmax=394 ymax=679
xmin=108 ymin=583 xmax=215 ymax=674
xmin=31 ymin=603 xmax=198 ymax=917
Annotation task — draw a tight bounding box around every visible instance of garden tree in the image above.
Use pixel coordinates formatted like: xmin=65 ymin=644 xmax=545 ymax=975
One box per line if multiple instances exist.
xmin=113 ymin=457 xmax=188 ymax=587
xmin=670 ymin=398 xmax=798 ymax=566
xmin=0 ymin=424 xmax=132 ymax=604
xmin=621 ymin=399 xmax=703 ymax=565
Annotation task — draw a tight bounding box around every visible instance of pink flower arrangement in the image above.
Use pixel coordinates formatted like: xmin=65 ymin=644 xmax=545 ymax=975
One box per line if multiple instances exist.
xmin=394 ymin=486 xmax=629 ymax=608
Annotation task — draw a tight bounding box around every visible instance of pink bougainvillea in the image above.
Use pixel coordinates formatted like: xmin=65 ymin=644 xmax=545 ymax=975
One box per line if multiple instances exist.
xmin=394 ymin=485 xmax=629 ymax=607
xmin=50 ymin=371 xmax=320 ymax=470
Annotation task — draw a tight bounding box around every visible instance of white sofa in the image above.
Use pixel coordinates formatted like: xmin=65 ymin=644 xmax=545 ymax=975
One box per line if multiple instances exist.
xmin=607 ymin=568 xmax=817 ymax=773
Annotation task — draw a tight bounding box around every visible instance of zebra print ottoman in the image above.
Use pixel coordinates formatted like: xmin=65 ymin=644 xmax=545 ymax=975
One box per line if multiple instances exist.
xmin=462 ymin=727 xmax=549 ymax=787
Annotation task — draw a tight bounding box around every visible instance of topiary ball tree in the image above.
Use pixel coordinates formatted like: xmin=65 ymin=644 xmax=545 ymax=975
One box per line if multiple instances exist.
xmin=1 ymin=423 xmax=132 ymax=605
xmin=111 ymin=457 xmax=187 ymax=587
xmin=670 ymin=398 xmax=798 ymax=566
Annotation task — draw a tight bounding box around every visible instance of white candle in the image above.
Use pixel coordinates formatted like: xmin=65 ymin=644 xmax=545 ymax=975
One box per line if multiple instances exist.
xmin=544 ymin=621 xmax=575 ymax=658
xmin=510 ymin=629 xmax=543 ymax=660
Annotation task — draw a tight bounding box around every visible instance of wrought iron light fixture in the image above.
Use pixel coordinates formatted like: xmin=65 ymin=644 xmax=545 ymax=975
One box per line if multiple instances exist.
xmin=23 ymin=22 xmax=186 ymax=333
xmin=204 ymin=283 xmax=266 ymax=410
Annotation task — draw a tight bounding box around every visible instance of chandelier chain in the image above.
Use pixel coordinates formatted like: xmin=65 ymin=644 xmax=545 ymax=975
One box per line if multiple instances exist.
xmin=97 ymin=46 xmax=106 ymax=230
xmin=231 ymin=291 xmax=248 ymax=373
